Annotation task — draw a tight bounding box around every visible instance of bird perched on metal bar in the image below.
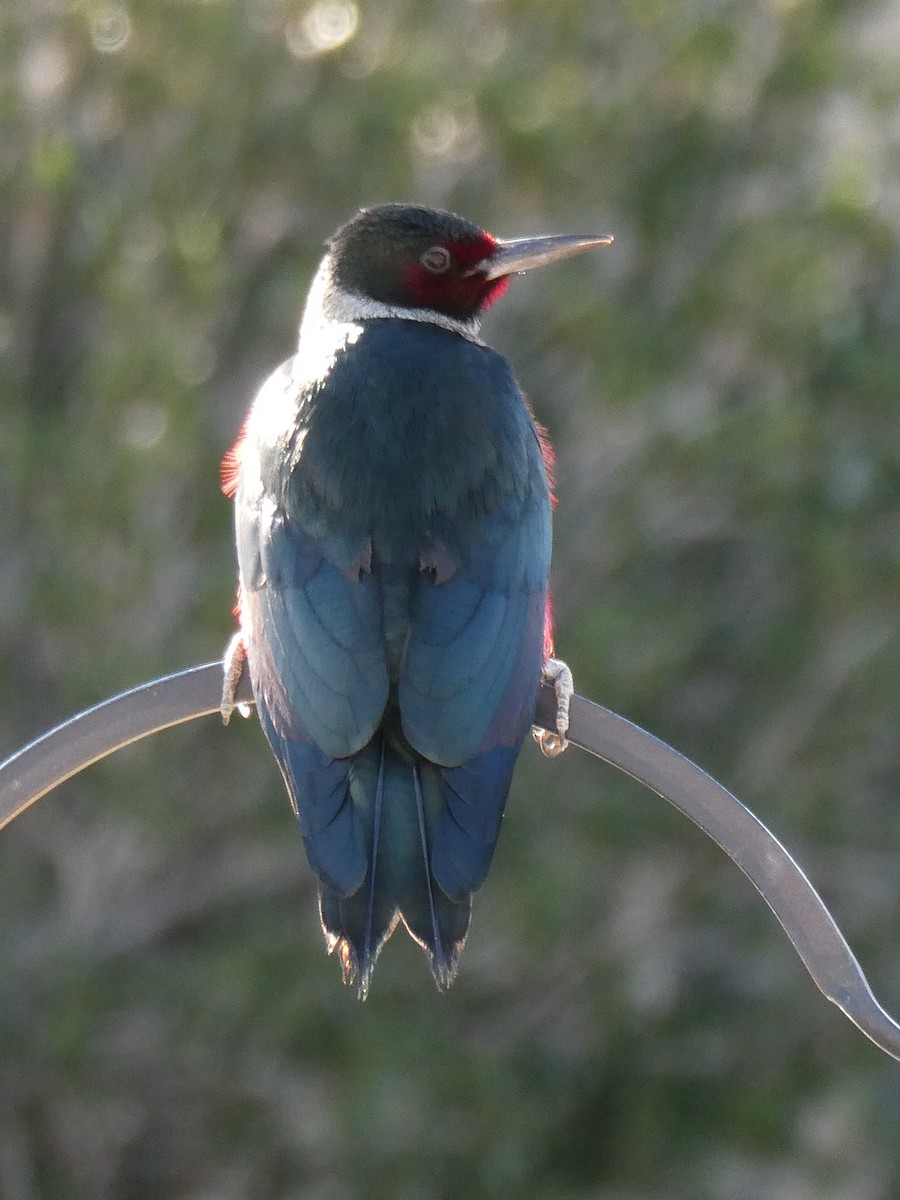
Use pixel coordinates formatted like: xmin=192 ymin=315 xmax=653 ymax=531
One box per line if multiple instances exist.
xmin=221 ymin=203 xmax=611 ymax=996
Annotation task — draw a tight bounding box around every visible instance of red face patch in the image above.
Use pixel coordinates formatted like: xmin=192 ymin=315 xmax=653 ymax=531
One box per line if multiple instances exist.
xmin=402 ymin=232 xmax=510 ymax=320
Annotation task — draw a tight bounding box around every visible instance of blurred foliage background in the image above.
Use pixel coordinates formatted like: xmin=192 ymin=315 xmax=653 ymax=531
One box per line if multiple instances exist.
xmin=2 ymin=0 xmax=900 ymax=1196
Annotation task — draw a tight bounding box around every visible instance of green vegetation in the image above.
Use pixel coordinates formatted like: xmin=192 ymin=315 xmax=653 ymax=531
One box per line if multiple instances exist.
xmin=2 ymin=2 xmax=900 ymax=1196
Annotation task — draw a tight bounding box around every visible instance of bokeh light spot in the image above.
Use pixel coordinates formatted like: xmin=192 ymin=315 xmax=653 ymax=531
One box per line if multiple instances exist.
xmin=20 ymin=38 xmax=71 ymax=105
xmin=89 ymin=5 xmax=133 ymax=54
xmin=411 ymin=100 xmax=483 ymax=164
xmin=285 ymin=2 xmax=359 ymax=59
xmin=121 ymin=402 xmax=168 ymax=451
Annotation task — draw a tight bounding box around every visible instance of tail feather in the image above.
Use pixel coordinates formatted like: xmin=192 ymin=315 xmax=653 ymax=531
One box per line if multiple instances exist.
xmin=398 ymin=888 xmax=471 ymax=991
xmin=401 ymin=762 xmax=471 ymax=989
xmin=363 ymin=737 xmax=387 ymax=973
xmin=411 ymin=761 xmax=444 ymax=968
xmin=318 ymin=737 xmax=398 ymax=999
xmin=316 ymin=731 xmax=478 ymax=997
xmin=431 ymin=745 xmax=519 ymax=903
xmin=318 ymin=883 xmax=399 ymax=1000
xmin=257 ymin=706 xmax=366 ymax=896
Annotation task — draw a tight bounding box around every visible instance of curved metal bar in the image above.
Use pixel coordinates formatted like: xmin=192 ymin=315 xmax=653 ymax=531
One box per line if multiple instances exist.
xmin=0 ymin=664 xmax=253 ymax=832
xmin=534 ymin=688 xmax=900 ymax=1063
xmin=1 ymin=665 xmax=898 ymax=1062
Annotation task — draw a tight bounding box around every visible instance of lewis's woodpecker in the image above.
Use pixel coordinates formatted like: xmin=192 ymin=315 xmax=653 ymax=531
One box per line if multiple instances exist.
xmin=222 ymin=204 xmax=611 ymax=996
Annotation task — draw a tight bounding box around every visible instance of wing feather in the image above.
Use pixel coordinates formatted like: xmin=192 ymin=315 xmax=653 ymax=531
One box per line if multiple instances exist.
xmin=241 ymin=498 xmax=388 ymax=757
xmin=400 ymin=478 xmax=551 ymax=767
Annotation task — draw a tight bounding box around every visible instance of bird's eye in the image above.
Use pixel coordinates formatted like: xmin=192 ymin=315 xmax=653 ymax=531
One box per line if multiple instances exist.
xmin=420 ymin=246 xmax=452 ymax=273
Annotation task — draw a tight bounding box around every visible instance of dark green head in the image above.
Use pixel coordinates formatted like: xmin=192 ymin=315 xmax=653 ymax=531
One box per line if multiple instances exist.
xmin=321 ymin=203 xmax=613 ymax=324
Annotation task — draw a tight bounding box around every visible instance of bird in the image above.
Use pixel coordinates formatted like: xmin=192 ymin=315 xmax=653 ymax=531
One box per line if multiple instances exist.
xmin=221 ymin=203 xmax=612 ymax=997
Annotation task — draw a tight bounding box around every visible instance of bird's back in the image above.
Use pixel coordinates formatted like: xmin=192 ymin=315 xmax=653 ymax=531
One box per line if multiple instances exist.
xmin=235 ymin=318 xmax=551 ymax=995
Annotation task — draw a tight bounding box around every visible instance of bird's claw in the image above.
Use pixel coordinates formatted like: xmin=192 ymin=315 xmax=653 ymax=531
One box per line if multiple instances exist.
xmin=534 ymin=656 xmax=573 ymax=758
xmin=221 ymin=632 xmax=252 ymax=724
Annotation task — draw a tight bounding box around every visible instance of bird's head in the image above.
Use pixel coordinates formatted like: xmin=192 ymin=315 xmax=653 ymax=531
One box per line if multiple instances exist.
xmin=310 ymin=203 xmax=613 ymax=331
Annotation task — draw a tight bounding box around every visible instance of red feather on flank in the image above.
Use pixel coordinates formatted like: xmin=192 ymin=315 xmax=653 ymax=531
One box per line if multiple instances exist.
xmin=535 ymin=421 xmax=557 ymax=660
xmin=220 ymin=421 xmax=248 ymax=499
xmin=535 ymin=420 xmax=557 ymax=510
xmin=221 ymin=427 xmax=249 ymax=622
xmin=542 ymin=593 xmax=556 ymax=661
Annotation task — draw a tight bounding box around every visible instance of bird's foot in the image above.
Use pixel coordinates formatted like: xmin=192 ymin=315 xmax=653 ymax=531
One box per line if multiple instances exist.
xmin=534 ymin=657 xmax=573 ymax=758
xmin=221 ymin=632 xmax=252 ymax=725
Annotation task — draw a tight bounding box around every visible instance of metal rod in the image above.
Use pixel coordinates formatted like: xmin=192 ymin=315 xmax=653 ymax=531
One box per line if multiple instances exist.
xmin=0 ymin=664 xmax=252 ymax=831
xmin=1 ymin=665 xmax=898 ymax=1062
xmin=534 ymin=688 xmax=900 ymax=1063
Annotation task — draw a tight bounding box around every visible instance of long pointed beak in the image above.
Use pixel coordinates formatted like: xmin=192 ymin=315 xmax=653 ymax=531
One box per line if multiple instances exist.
xmin=479 ymin=232 xmax=614 ymax=281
